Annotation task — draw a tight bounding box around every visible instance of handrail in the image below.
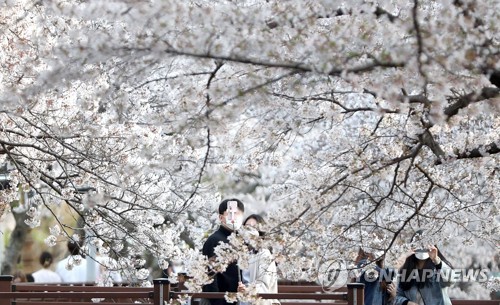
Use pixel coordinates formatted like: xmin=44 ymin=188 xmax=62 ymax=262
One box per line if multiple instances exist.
xmin=1 ymin=276 xmax=496 ymax=305
xmin=171 ymin=291 xmax=348 ymax=300
xmin=13 ymin=284 xmax=152 ymax=292
xmin=0 ymin=291 xmax=153 ymax=298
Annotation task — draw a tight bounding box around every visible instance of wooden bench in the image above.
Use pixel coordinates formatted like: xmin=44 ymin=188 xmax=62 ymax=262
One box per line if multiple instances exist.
xmin=1 ymin=276 xmax=498 ymax=305
xmin=0 ymin=276 xmax=168 ymax=305
xmin=278 ymin=282 xmax=500 ymax=305
xmin=171 ymin=279 xmax=363 ymax=305
xmin=1 ymin=276 xmax=362 ymax=305
xmin=450 ymin=301 xmax=499 ymax=305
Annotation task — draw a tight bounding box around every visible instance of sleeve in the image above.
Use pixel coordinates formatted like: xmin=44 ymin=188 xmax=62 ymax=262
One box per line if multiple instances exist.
xmin=438 ymin=261 xmax=455 ymax=288
xmin=203 ymin=235 xmax=217 ymax=259
xmin=355 ymin=259 xmax=367 ymax=283
xmin=202 ymin=237 xmax=219 ymax=292
xmin=254 ymin=250 xmax=277 ymax=293
xmin=54 ymin=272 xmax=62 ymax=283
xmin=202 ymin=236 xmax=225 ymax=305
xmin=393 ymin=283 xmax=410 ymax=305
xmin=55 ymin=261 xmax=65 ymax=282
xmin=109 ymin=258 xmax=123 ymax=283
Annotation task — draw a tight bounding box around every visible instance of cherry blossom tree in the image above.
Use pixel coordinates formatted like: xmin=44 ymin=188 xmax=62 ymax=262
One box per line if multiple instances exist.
xmin=1 ymin=0 xmax=498 ymax=296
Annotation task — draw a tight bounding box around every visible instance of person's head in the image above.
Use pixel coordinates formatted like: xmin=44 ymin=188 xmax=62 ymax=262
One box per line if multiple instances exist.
xmin=408 ymin=230 xmax=451 ymax=265
xmin=242 ymin=226 xmax=261 ymax=252
xmin=355 ymin=247 xmax=384 ymax=268
xmin=218 ymin=198 xmax=244 ymax=231
xmin=162 ymin=260 xmax=174 ymax=277
xmin=399 ymin=250 xmax=436 ymax=290
xmin=243 ymin=214 xmax=264 ymax=227
xmin=399 ymin=230 xmax=452 ymax=290
xmin=13 ymin=271 xmax=26 ymax=283
xmin=244 ymin=214 xmax=264 ymax=227
xmin=244 ymin=214 xmax=268 ymax=237
xmin=410 ymin=229 xmax=430 ymax=260
xmin=39 ymin=251 xmax=53 ymax=268
xmin=355 ymin=247 xmax=374 ymax=264
xmin=67 ymin=240 xmax=81 ymax=256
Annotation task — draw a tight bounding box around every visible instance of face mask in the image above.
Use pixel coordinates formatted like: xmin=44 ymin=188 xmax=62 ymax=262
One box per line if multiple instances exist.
xmin=225 ymin=215 xmax=243 ymax=230
xmin=415 ymin=249 xmax=429 ymax=260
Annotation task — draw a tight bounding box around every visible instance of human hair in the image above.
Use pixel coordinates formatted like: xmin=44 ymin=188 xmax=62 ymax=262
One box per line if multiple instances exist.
xmin=399 ymin=246 xmax=453 ymax=291
xmin=355 ymin=247 xmax=374 ymax=265
xmin=244 ymin=214 xmax=265 ymax=225
xmin=355 ymin=247 xmax=384 ymax=268
xmin=218 ymin=198 xmax=244 ymax=215
xmin=13 ymin=271 xmax=27 ymax=282
xmin=67 ymin=240 xmax=81 ymax=256
xmin=244 ymin=214 xmax=267 ymax=236
xmin=39 ymin=251 xmax=53 ymax=268
xmin=26 ymin=273 xmax=35 ymax=282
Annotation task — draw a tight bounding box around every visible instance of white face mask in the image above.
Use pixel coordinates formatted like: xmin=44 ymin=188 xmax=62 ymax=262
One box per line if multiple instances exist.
xmin=225 ymin=215 xmax=243 ymax=231
xmin=415 ymin=250 xmax=429 ymax=260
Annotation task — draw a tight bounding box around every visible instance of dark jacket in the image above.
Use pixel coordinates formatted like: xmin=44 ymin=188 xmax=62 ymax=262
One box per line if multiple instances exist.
xmin=202 ymin=226 xmax=240 ymax=305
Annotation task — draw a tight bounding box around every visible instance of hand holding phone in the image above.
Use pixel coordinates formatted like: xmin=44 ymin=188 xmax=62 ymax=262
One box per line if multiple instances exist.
xmin=227 ymin=200 xmax=238 ymax=223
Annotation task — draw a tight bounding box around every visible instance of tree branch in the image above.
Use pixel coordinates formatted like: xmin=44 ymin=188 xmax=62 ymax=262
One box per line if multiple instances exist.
xmin=116 ymin=46 xmax=405 ymax=77
xmin=419 ymin=130 xmax=445 ymax=159
xmin=444 ymin=87 xmax=500 ymax=119
xmin=436 ymin=141 xmax=500 ymax=165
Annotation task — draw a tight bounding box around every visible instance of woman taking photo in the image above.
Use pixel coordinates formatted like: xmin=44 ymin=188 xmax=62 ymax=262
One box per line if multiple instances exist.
xmin=395 ymin=231 xmax=454 ymax=305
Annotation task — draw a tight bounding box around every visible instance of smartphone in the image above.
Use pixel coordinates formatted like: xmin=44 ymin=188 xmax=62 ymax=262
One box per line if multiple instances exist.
xmin=227 ymin=201 xmax=238 ymax=222
xmin=228 ymin=200 xmax=238 ymax=212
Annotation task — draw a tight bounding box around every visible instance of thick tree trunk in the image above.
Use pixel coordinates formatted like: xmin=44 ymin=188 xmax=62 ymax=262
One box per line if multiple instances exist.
xmin=1 ymin=208 xmax=31 ymax=275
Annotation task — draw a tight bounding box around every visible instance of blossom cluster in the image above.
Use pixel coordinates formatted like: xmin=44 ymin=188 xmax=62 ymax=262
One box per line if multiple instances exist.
xmin=0 ymin=0 xmax=498 ymax=298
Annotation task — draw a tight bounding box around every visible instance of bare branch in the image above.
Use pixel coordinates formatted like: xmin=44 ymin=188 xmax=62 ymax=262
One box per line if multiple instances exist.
xmin=118 ymin=46 xmax=405 ymax=78
xmin=436 ymin=141 xmax=500 ymax=165
xmin=444 ymin=87 xmax=500 ymax=119
xmin=419 ymin=130 xmax=445 ymax=159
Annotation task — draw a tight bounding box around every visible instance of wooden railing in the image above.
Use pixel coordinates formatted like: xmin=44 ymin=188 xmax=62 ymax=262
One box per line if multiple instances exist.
xmin=0 ymin=276 xmax=168 ymax=305
xmin=171 ymin=284 xmax=363 ymax=305
xmin=451 ymin=300 xmax=500 ymax=305
xmin=1 ymin=275 xmax=498 ymax=305
xmin=274 ymin=281 xmax=499 ymax=305
xmin=0 ymin=276 xmax=364 ymax=305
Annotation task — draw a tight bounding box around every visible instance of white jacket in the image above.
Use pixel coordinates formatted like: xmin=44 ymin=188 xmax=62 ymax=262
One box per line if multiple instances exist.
xmin=247 ymin=249 xmax=280 ymax=305
xmin=32 ymin=268 xmax=62 ymax=283
xmin=55 ymin=255 xmax=88 ymax=283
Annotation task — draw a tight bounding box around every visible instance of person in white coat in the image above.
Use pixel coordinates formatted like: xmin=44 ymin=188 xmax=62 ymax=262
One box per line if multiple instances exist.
xmin=56 ymin=240 xmax=88 ymax=283
xmin=240 ymin=214 xmax=266 ymax=286
xmin=32 ymin=251 xmax=62 ymax=283
xmin=238 ymin=215 xmax=280 ymax=305
xmin=95 ymin=253 xmax=123 ymax=285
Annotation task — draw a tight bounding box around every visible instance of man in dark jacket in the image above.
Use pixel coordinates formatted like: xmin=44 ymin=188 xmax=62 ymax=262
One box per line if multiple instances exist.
xmin=202 ymin=198 xmax=245 ymax=305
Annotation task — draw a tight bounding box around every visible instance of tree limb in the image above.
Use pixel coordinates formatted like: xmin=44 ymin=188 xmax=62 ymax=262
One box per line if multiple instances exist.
xmin=444 ymin=87 xmax=500 ymax=119
xmin=436 ymin=141 xmax=500 ymax=164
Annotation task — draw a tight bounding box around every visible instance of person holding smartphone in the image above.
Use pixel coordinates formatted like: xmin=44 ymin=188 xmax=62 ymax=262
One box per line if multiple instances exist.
xmin=355 ymin=248 xmax=397 ymax=305
xmin=394 ymin=230 xmax=454 ymax=305
xmin=202 ymin=199 xmax=245 ymax=305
